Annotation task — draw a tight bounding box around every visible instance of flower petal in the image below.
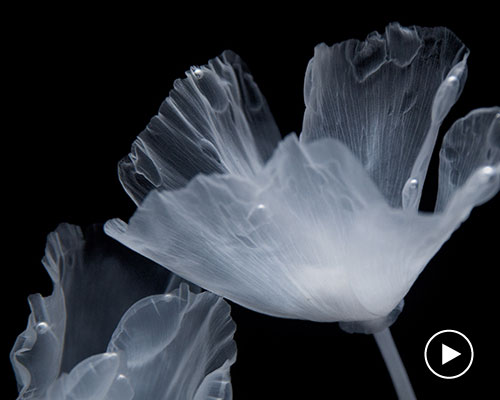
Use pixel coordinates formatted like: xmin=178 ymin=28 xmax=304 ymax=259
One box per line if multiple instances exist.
xmin=44 ymin=353 xmax=133 ymax=400
xmin=301 ymin=22 xmax=469 ymax=208
xmin=11 ymin=224 xmax=75 ymax=399
xmin=193 ymin=360 xmax=233 ymax=400
xmin=436 ymin=107 xmax=500 ymax=212
xmin=407 ymin=108 xmax=500 ymax=276
xmin=11 ymin=223 xmax=175 ymax=398
xmin=42 ymin=284 xmax=237 ymax=400
xmin=107 ymin=284 xmax=237 ymax=400
xmin=119 ymin=50 xmax=281 ymax=204
xmin=339 ymin=300 xmax=404 ymax=334
xmin=106 ymin=134 xmax=422 ymax=322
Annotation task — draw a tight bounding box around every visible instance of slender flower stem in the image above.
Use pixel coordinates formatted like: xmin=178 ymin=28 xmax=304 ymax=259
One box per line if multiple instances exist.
xmin=373 ymin=327 xmax=416 ymax=400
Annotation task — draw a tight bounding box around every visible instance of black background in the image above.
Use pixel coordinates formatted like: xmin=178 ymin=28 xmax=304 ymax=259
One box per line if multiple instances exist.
xmin=5 ymin=5 xmax=499 ymax=399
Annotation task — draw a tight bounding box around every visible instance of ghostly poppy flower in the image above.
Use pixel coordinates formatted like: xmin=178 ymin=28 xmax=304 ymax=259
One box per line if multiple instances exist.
xmin=106 ymin=21 xmax=499 ymax=329
xmin=11 ymin=224 xmax=236 ymax=400
xmin=105 ymin=22 xmax=499 ymax=397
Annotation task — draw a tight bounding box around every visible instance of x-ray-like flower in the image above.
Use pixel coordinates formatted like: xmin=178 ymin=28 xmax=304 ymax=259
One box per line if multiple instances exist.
xmin=11 ymin=224 xmax=236 ymax=400
xmin=105 ymin=23 xmax=499 ymax=398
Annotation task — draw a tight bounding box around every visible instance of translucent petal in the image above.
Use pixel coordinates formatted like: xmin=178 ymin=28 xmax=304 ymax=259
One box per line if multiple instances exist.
xmin=106 ymin=134 xmax=441 ymax=322
xmin=44 ymin=353 xmax=134 ymax=400
xmin=193 ymin=360 xmax=233 ymax=400
xmin=107 ymin=284 xmax=237 ymax=400
xmin=339 ymin=300 xmax=404 ymax=334
xmin=12 ymin=223 xmax=234 ymax=399
xmin=10 ymin=224 xmax=74 ymax=399
xmin=436 ymin=107 xmax=500 ymax=212
xmin=367 ymin=110 xmax=500 ymax=305
xmin=301 ymin=22 xmax=469 ymax=208
xmin=41 ymin=285 xmax=236 ymax=400
xmin=11 ymin=223 xmax=175 ymax=398
xmin=119 ymin=50 xmax=281 ymax=204
xmin=11 ymin=291 xmax=66 ymax=399
xmin=55 ymin=225 xmax=174 ymax=373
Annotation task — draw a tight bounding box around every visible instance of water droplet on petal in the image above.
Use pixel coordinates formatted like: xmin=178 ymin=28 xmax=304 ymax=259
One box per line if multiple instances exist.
xmin=36 ymin=322 xmax=49 ymax=334
xmin=191 ymin=66 xmax=203 ymax=79
xmin=482 ymin=166 xmax=494 ymax=175
xmin=479 ymin=165 xmax=497 ymax=183
xmin=402 ymin=177 xmax=419 ymax=210
xmin=248 ymin=204 xmax=268 ymax=226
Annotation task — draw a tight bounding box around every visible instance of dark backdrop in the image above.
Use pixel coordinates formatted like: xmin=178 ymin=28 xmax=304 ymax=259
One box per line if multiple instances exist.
xmin=6 ymin=6 xmax=499 ymax=399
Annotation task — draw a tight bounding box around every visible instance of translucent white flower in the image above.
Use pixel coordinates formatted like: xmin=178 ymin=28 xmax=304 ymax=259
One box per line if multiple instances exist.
xmin=105 ymin=23 xmax=499 ymax=332
xmin=11 ymin=224 xmax=236 ymax=400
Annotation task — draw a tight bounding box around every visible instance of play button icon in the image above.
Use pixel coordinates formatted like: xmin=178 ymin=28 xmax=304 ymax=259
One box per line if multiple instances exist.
xmin=442 ymin=343 xmax=461 ymax=365
xmin=425 ymin=330 xmax=473 ymax=379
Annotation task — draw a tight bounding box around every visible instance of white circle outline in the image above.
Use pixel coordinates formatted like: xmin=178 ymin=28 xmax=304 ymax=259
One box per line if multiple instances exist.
xmin=424 ymin=329 xmax=474 ymax=379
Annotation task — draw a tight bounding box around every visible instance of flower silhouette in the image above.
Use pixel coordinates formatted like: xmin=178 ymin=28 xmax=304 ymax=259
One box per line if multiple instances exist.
xmin=11 ymin=224 xmax=236 ymax=400
xmin=106 ymin=23 xmax=499 ymax=332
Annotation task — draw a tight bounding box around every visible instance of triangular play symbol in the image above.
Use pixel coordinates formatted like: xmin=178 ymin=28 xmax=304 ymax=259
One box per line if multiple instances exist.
xmin=442 ymin=343 xmax=461 ymax=365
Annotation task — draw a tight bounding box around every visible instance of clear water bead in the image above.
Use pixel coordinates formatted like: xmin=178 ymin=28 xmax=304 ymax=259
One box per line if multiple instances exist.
xmin=479 ymin=166 xmax=497 ymax=183
xmin=191 ymin=66 xmax=203 ymax=79
xmin=35 ymin=322 xmax=49 ymax=334
xmin=402 ymin=178 xmax=419 ymax=210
